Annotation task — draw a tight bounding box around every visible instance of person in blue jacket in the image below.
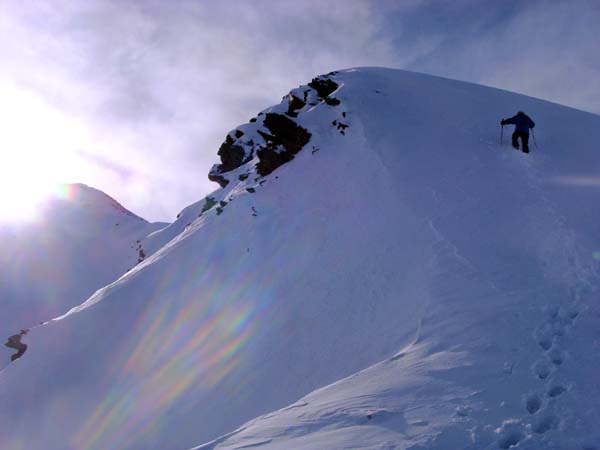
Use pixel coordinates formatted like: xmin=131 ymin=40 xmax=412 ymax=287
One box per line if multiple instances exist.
xmin=501 ymin=111 xmax=535 ymax=153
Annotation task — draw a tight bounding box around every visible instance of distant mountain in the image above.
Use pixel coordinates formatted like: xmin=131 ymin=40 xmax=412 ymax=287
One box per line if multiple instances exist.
xmin=0 ymin=183 xmax=167 ymax=353
xmin=2 ymin=68 xmax=600 ymax=450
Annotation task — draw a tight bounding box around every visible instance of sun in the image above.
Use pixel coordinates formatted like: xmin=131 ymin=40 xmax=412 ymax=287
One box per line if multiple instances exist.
xmin=0 ymin=83 xmax=86 ymax=222
xmin=0 ymin=179 xmax=52 ymax=222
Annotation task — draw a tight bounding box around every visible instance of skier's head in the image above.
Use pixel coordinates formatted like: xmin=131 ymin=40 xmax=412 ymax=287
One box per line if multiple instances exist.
xmin=517 ymin=110 xmax=525 ymax=115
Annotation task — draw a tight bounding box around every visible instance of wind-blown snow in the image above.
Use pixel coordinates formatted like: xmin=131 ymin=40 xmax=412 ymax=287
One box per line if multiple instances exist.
xmin=1 ymin=68 xmax=600 ymax=450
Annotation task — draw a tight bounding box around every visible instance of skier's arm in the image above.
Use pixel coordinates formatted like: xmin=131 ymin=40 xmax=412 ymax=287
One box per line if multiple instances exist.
xmin=529 ymin=118 xmax=535 ymax=129
xmin=501 ymin=115 xmax=516 ymax=126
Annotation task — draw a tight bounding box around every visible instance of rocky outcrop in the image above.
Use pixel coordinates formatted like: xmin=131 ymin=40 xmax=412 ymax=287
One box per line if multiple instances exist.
xmin=5 ymin=329 xmax=28 ymax=362
xmin=135 ymin=240 xmax=146 ymax=264
xmin=209 ymin=133 xmax=252 ymax=187
xmin=208 ymin=170 xmax=230 ymax=188
xmin=286 ymin=94 xmax=306 ymax=117
xmin=208 ymin=72 xmax=342 ymax=187
xmin=308 ymin=75 xmax=340 ymax=105
xmin=200 ymin=196 xmax=217 ymax=215
xmin=255 ymin=113 xmax=311 ymax=176
xmin=217 ymin=135 xmax=247 ymax=172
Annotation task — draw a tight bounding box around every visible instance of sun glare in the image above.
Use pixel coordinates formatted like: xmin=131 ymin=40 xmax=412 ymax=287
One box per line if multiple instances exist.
xmin=0 ymin=83 xmax=86 ymax=222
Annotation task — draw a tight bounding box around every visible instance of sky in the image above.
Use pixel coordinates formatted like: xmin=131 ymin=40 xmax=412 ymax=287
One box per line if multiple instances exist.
xmin=0 ymin=0 xmax=598 ymax=222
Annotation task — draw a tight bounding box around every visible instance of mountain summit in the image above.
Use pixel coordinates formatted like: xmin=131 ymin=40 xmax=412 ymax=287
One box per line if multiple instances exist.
xmin=0 ymin=183 xmax=166 ymax=350
xmin=44 ymin=183 xmax=145 ymax=220
xmin=1 ymin=68 xmax=600 ymax=450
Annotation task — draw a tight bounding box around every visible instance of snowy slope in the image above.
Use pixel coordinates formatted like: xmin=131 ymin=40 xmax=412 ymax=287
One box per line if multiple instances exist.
xmin=0 ymin=183 xmax=167 ymax=365
xmin=190 ymin=70 xmax=600 ymax=450
xmin=1 ymin=68 xmax=600 ymax=450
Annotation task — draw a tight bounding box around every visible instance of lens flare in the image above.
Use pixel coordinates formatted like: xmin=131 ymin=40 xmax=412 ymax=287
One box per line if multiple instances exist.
xmin=70 ymin=247 xmax=278 ymax=450
xmin=0 ymin=83 xmax=87 ymax=222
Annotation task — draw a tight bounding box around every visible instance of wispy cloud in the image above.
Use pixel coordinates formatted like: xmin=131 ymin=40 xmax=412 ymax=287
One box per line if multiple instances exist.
xmin=402 ymin=0 xmax=600 ymax=114
xmin=0 ymin=0 xmax=598 ymax=221
xmin=0 ymin=0 xmax=404 ymax=220
xmin=548 ymin=176 xmax=600 ymax=187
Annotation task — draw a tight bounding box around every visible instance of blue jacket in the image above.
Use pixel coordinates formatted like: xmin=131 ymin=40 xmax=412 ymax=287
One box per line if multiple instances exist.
xmin=502 ymin=112 xmax=535 ymax=134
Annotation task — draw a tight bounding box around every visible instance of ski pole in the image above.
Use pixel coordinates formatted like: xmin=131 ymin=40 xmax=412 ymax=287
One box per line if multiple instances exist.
xmin=500 ymin=124 xmax=504 ymax=145
xmin=531 ymin=128 xmax=538 ymax=149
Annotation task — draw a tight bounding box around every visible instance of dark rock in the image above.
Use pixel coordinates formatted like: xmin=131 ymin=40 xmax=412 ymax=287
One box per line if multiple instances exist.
xmin=255 ymin=113 xmax=311 ymax=176
xmin=332 ymin=120 xmax=349 ymax=134
xmin=287 ymin=94 xmax=306 ymax=117
xmin=246 ymin=187 xmax=256 ymax=193
xmin=263 ymin=113 xmax=311 ymax=152
xmin=249 ymin=117 xmax=257 ymax=123
xmin=325 ymin=97 xmax=341 ymax=106
xmin=210 ymin=128 xmax=256 ymax=186
xmin=308 ymin=76 xmax=339 ymax=98
xmin=138 ymin=247 xmax=146 ymax=263
xmin=256 ymin=148 xmax=292 ymax=177
xmin=239 ymin=173 xmax=250 ymax=181
xmin=217 ymin=135 xmax=247 ymax=173
xmin=219 ymin=200 xmax=228 ymax=207
xmin=208 ymin=169 xmax=229 ymax=188
xmin=5 ymin=329 xmax=28 ymax=362
xmin=200 ymin=196 xmax=218 ymax=215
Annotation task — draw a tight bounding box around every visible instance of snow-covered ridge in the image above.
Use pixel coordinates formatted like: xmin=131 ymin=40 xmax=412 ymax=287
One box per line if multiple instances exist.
xmin=188 ymin=68 xmax=600 ymax=449
xmin=208 ymin=72 xmax=345 ymax=187
xmin=0 ymin=182 xmax=167 ymax=358
xmin=141 ymin=72 xmax=349 ymax=255
xmin=47 ymin=183 xmax=146 ymax=220
xmin=2 ymin=68 xmax=600 ymax=450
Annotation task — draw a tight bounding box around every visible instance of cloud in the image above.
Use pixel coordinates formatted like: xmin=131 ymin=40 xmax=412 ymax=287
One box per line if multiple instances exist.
xmin=0 ymin=0 xmax=598 ymax=221
xmin=401 ymin=0 xmax=600 ymax=114
xmin=0 ymin=0 xmax=406 ymax=221
xmin=480 ymin=1 xmax=600 ymax=114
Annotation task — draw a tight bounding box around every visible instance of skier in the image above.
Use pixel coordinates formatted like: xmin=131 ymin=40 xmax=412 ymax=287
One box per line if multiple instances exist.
xmin=501 ymin=111 xmax=535 ymax=153
xmin=5 ymin=329 xmax=28 ymax=362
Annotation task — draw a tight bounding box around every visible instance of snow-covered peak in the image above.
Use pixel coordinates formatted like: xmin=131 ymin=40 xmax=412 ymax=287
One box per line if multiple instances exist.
xmin=0 ymin=183 xmax=167 ymax=350
xmin=41 ymin=183 xmax=145 ymax=222
xmin=2 ymin=68 xmax=600 ymax=450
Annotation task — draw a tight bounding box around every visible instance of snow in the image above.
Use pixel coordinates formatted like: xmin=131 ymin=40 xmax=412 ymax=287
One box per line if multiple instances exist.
xmin=0 ymin=183 xmax=167 ymax=364
xmin=2 ymin=68 xmax=600 ymax=450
